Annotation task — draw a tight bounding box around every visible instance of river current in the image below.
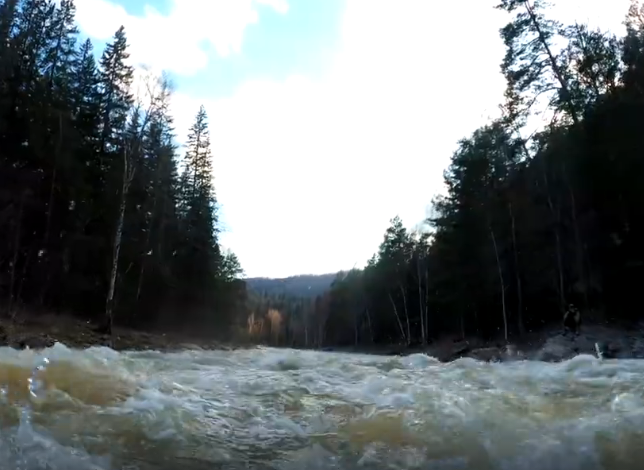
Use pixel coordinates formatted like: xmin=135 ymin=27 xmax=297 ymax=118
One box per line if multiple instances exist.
xmin=0 ymin=343 xmax=642 ymax=469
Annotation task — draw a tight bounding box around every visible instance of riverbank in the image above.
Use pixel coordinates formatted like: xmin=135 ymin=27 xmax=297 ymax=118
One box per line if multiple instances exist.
xmin=0 ymin=312 xmax=240 ymax=352
xmin=324 ymin=322 xmax=644 ymax=362
xmin=2 ymin=311 xmax=643 ymax=363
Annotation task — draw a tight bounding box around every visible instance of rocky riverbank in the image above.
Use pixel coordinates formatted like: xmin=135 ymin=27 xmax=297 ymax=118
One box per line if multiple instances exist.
xmin=0 ymin=313 xmax=239 ymax=352
xmin=327 ymin=323 xmax=644 ymax=363
xmin=1 ymin=312 xmax=642 ymax=363
xmin=426 ymin=324 xmax=644 ymax=362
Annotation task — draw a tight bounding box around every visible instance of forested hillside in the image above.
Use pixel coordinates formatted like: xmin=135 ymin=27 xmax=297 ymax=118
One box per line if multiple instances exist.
xmin=0 ymin=0 xmax=244 ymax=335
xmin=245 ymin=1 xmax=644 ymax=349
xmin=245 ymin=274 xmax=337 ymax=298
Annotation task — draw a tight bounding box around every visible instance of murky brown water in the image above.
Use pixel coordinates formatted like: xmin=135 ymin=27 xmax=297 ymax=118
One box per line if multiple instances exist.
xmin=0 ymin=344 xmax=642 ymax=469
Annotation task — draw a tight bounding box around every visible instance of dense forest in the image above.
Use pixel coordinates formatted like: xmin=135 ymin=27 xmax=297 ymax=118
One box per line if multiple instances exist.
xmin=0 ymin=0 xmax=245 ymax=335
xmin=3 ymin=0 xmax=644 ymax=350
xmin=244 ymin=0 xmax=644 ymax=349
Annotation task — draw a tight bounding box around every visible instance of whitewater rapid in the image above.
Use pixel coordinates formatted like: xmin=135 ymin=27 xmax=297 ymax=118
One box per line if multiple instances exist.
xmin=0 ymin=344 xmax=642 ymax=469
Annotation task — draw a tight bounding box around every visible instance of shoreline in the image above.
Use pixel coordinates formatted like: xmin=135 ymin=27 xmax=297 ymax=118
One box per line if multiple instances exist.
xmin=0 ymin=313 xmax=241 ymax=353
xmin=317 ymin=323 xmax=644 ymax=362
xmin=0 ymin=313 xmax=642 ymax=364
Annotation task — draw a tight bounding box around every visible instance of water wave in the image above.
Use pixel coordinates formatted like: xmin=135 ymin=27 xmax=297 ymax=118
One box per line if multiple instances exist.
xmin=0 ymin=344 xmax=641 ymax=469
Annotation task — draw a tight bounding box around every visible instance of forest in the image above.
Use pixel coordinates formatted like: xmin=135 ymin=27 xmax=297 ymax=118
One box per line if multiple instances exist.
xmin=244 ymin=0 xmax=644 ymax=349
xmin=2 ymin=0 xmax=644 ymax=349
xmin=0 ymin=0 xmax=244 ymax=335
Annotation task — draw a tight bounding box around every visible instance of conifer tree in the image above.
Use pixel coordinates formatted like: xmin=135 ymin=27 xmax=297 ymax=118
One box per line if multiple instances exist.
xmin=174 ymin=105 xmax=222 ymax=317
xmin=0 ymin=4 xmax=245 ymax=334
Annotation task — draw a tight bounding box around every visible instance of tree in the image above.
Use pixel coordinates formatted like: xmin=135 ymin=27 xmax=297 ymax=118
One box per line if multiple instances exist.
xmin=280 ymin=0 xmax=644 ymax=351
xmin=172 ymin=105 xmax=226 ymax=326
xmin=0 ymin=9 xmax=245 ymax=337
xmin=497 ymin=0 xmax=579 ymax=125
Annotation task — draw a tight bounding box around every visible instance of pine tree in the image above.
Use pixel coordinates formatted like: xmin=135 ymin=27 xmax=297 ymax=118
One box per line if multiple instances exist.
xmin=497 ymin=0 xmax=579 ymax=126
xmin=0 ymin=3 xmax=245 ymax=333
xmin=174 ymin=105 xmax=221 ymax=314
xmin=98 ymin=25 xmax=133 ymax=155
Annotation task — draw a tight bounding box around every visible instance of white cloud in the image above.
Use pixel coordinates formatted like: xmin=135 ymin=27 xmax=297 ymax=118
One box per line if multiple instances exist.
xmin=75 ymin=0 xmax=289 ymax=75
xmin=257 ymin=0 xmax=289 ymax=15
xmin=172 ymin=0 xmax=510 ymax=278
xmin=75 ymin=0 xmax=631 ymax=278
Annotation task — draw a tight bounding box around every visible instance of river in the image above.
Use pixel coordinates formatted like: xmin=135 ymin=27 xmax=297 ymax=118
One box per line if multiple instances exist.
xmin=0 ymin=344 xmax=642 ymax=469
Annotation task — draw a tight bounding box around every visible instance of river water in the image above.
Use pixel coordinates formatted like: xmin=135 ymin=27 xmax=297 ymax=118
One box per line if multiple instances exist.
xmin=0 ymin=344 xmax=642 ymax=470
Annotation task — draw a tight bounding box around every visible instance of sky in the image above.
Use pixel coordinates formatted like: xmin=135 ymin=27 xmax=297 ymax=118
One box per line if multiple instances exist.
xmin=73 ymin=0 xmax=631 ymax=278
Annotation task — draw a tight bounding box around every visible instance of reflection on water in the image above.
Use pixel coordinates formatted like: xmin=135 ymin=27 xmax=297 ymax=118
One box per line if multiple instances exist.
xmin=0 ymin=343 xmax=642 ymax=469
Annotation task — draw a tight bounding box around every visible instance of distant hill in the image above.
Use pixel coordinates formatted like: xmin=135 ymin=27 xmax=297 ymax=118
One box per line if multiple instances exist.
xmin=245 ymin=273 xmax=340 ymax=298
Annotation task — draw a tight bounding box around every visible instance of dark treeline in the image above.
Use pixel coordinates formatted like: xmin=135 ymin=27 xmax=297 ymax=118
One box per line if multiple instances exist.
xmin=245 ymin=1 xmax=644 ymax=349
xmin=0 ymin=0 xmax=245 ymax=335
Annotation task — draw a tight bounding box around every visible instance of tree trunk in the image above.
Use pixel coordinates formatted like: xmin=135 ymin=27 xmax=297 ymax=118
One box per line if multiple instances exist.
xmin=399 ymin=283 xmax=411 ymax=345
xmin=566 ymin=169 xmax=589 ymax=309
xmin=39 ymin=113 xmax=64 ymax=305
xmin=489 ymin=224 xmax=508 ymax=342
xmin=424 ymin=267 xmax=430 ymax=343
xmin=15 ymin=247 xmax=36 ymax=311
xmin=417 ymin=256 xmax=426 ymax=345
xmin=135 ymin=161 xmax=162 ymax=305
xmin=508 ymin=202 xmax=525 ymax=335
xmin=353 ymin=308 xmax=359 ymax=347
xmin=318 ymin=315 xmax=325 ymax=348
xmin=105 ymin=151 xmax=134 ymax=336
xmin=542 ymin=163 xmax=566 ymax=311
xmin=304 ymin=310 xmax=309 ymax=348
xmin=510 ymin=117 xmax=564 ymax=311
xmin=365 ymin=306 xmax=374 ymax=343
xmin=8 ymin=192 xmax=25 ymax=314
xmin=387 ymin=290 xmax=407 ymax=344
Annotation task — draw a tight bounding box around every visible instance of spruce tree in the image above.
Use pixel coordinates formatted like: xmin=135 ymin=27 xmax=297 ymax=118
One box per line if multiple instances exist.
xmin=0 ymin=2 xmax=245 ymax=333
xmin=175 ymin=105 xmax=221 ymax=315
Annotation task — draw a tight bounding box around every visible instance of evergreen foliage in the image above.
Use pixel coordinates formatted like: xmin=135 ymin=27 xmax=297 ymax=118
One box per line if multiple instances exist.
xmin=244 ymin=1 xmax=644 ymax=348
xmin=0 ymin=0 xmax=242 ymax=335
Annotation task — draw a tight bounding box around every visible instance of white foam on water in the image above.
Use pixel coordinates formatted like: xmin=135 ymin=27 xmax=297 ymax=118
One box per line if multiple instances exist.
xmin=0 ymin=344 xmax=642 ymax=469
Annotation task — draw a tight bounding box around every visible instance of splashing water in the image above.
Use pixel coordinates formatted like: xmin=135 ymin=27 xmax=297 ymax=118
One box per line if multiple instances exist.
xmin=0 ymin=343 xmax=643 ymax=469
xmin=24 ymin=357 xmax=49 ymax=422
